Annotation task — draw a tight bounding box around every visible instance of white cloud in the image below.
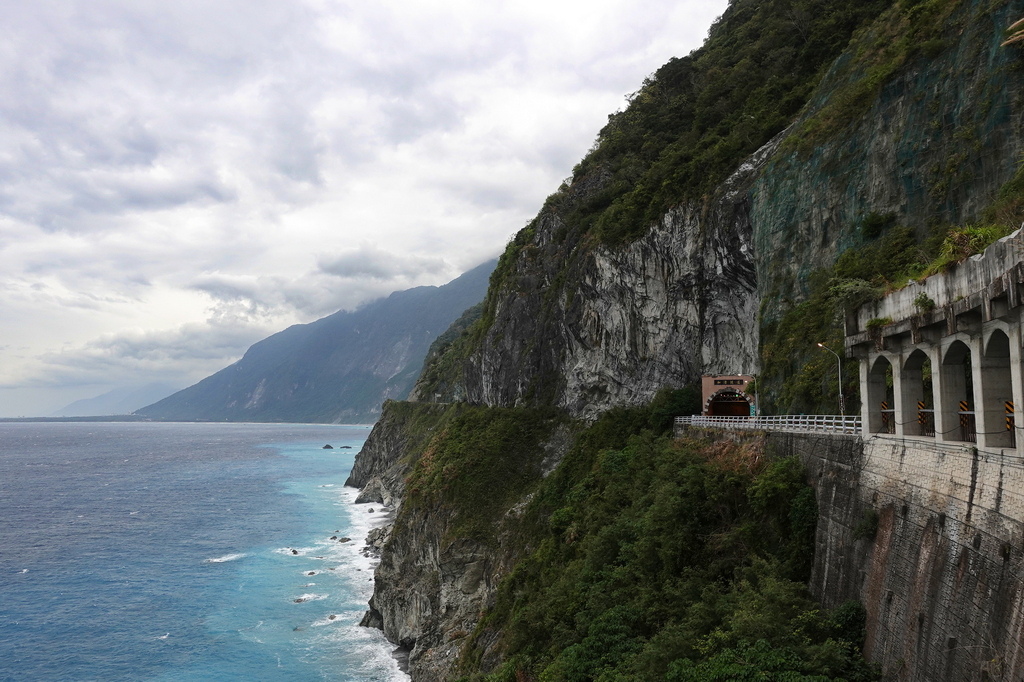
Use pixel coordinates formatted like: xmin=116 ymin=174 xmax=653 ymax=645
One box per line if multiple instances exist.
xmin=317 ymin=245 xmax=448 ymax=281
xmin=0 ymin=0 xmax=728 ymax=416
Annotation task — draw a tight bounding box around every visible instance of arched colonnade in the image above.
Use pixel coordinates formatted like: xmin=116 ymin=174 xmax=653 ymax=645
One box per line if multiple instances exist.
xmin=861 ymin=323 xmax=1023 ymax=449
xmin=846 ymin=230 xmax=1024 ymax=450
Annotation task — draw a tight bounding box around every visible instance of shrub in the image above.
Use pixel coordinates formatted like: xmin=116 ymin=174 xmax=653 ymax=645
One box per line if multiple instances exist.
xmin=913 ymin=292 xmax=936 ymax=312
xmin=853 ymin=508 xmax=880 ymax=541
xmin=922 ymin=224 xmax=1015 ymax=276
xmin=459 ymin=432 xmax=877 ymax=681
xmin=860 ymin=211 xmax=896 ymax=239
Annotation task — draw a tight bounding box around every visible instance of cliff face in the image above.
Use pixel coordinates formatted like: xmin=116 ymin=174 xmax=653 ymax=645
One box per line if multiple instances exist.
xmin=455 ymin=141 xmax=768 ymax=420
xmin=350 ymin=403 xmax=572 ymax=680
xmin=350 ymin=0 xmax=1024 ymax=679
xmin=754 ymin=0 xmax=1024 ymax=319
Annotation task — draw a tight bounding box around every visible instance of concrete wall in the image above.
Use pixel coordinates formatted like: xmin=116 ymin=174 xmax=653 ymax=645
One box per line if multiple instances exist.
xmin=849 ymin=229 xmax=1023 ymax=337
xmin=759 ymin=430 xmax=1024 ymax=681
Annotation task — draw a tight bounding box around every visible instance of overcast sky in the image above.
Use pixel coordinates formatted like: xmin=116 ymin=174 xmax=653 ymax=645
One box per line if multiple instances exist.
xmin=0 ymin=0 xmax=728 ymax=417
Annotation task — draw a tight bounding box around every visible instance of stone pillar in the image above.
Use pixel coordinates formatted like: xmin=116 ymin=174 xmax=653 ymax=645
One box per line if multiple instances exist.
xmin=890 ymin=352 xmax=907 ymax=437
xmin=929 ymin=345 xmax=951 ymax=441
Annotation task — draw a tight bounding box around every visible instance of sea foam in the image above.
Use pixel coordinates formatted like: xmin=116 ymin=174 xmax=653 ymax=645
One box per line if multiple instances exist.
xmin=203 ymin=553 xmax=247 ymax=563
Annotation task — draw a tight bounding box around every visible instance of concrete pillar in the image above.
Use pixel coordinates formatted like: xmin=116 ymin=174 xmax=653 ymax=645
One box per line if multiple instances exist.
xmin=864 ymin=354 xmax=892 ymax=435
xmin=898 ymin=349 xmax=930 ymax=438
xmin=860 ymin=357 xmax=871 ymax=435
xmin=970 ymin=335 xmax=992 ymax=446
xmin=924 ymin=345 xmax=944 ymax=439
xmin=891 ymin=353 xmax=907 ymax=437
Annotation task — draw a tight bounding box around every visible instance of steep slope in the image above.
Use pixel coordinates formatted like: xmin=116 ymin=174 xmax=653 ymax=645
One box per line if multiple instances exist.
xmin=137 ymin=260 xmax=495 ymax=423
xmin=410 ymin=0 xmax=896 ymax=419
xmin=414 ymin=0 xmax=1024 ymax=418
xmin=348 ymin=0 xmax=1024 ymax=680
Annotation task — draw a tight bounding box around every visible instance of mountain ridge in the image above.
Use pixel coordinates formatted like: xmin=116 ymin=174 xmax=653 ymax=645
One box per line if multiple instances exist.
xmin=137 ymin=260 xmax=496 ymax=423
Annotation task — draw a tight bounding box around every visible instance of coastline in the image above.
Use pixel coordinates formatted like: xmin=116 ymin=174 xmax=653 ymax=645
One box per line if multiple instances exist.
xmin=344 ymin=485 xmax=410 ymax=680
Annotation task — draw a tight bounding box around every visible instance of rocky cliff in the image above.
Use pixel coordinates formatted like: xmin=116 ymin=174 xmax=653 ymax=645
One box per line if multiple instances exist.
xmin=446 ymin=140 xmax=768 ymax=420
xmin=348 ymin=0 xmax=1024 ymax=679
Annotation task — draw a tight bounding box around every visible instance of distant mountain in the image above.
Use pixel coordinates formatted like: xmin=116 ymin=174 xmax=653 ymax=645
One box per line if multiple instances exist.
xmin=136 ymin=260 xmax=496 ymax=424
xmin=53 ymin=383 xmax=179 ymax=417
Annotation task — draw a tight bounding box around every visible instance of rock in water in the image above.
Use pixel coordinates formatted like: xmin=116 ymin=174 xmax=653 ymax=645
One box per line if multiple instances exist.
xmin=322 ymin=444 xmax=333 ymax=449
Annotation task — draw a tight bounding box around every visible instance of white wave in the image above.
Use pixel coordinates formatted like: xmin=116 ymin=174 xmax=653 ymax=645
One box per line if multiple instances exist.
xmin=311 ymin=613 xmax=345 ymax=627
xmin=315 ymin=623 xmax=410 ymax=681
xmin=292 ymin=593 xmax=328 ymax=603
xmin=276 ymin=546 xmax=316 ymax=556
xmin=203 ymin=553 xmax=247 ymax=563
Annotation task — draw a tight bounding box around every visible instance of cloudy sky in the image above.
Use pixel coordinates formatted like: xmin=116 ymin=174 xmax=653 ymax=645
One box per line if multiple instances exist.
xmin=0 ymin=0 xmax=727 ymax=417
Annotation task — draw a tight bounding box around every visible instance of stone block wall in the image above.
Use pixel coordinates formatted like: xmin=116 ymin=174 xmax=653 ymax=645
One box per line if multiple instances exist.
xmin=762 ymin=431 xmax=1024 ymax=681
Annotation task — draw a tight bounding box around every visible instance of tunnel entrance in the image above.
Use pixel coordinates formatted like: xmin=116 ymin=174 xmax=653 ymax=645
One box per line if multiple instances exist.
xmin=706 ymin=390 xmax=753 ymax=416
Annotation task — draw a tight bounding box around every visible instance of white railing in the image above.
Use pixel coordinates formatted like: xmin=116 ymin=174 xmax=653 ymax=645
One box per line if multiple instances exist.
xmin=675 ymin=414 xmax=862 ymax=435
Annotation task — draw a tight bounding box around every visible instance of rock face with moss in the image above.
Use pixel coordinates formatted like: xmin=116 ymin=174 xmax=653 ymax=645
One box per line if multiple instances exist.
xmin=753 ymin=0 xmax=1024 ymax=322
xmin=349 ymin=0 xmax=1024 ymax=679
xmin=352 ymin=404 xmax=572 ymax=680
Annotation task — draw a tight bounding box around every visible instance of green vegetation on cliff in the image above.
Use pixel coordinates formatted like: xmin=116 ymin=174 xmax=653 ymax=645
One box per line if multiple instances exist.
xmin=409 ymin=0 xmax=898 ymax=404
xmin=404 ymin=405 xmax=565 ymax=542
xmin=399 ymin=388 xmax=700 ymax=543
xmin=427 ymin=407 xmax=877 ymax=681
xmin=568 ymin=0 xmax=892 ymax=246
xmin=760 ymin=220 xmax=1017 ymax=414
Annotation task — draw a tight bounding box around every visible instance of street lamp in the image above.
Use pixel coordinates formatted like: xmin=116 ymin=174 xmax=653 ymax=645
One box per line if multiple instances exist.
xmin=817 ymin=342 xmax=845 ymax=416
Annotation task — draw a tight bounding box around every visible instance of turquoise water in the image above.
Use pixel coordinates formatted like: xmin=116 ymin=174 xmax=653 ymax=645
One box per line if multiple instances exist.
xmin=0 ymin=421 xmax=406 ymax=682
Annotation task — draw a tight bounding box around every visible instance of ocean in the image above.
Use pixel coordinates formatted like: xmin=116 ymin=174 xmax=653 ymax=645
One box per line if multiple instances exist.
xmin=0 ymin=421 xmax=407 ymax=682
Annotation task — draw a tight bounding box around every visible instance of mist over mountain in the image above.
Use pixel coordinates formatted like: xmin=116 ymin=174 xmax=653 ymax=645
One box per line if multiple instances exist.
xmin=52 ymin=383 xmax=179 ymax=418
xmin=137 ymin=260 xmax=495 ymax=423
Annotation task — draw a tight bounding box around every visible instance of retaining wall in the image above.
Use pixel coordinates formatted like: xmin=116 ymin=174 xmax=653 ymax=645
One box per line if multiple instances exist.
xmin=692 ymin=427 xmax=1024 ymax=681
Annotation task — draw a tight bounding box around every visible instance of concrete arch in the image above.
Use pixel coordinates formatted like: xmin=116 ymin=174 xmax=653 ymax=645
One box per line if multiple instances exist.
xmin=983 ymin=321 xmax=1013 ymax=355
xmin=982 ymin=329 xmax=1014 ymax=447
xmin=901 ymin=348 xmax=934 ymax=437
xmin=941 ymin=337 xmax=972 ymax=366
xmin=866 ymin=355 xmax=895 ymax=434
xmin=939 ymin=339 xmax=974 ymax=443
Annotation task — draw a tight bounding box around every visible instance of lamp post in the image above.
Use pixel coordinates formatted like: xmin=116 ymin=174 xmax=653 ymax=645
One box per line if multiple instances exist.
xmin=817 ymin=342 xmax=845 ymax=416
